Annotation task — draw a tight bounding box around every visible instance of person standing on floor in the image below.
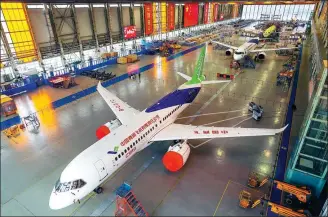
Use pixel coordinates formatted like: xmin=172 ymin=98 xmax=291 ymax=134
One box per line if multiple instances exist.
xmin=138 ymin=73 xmax=141 ymax=81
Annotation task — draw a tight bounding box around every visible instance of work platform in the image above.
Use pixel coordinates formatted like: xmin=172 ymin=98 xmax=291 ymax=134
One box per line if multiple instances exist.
xmin=1 ymin=40 xmax=294 ymax=216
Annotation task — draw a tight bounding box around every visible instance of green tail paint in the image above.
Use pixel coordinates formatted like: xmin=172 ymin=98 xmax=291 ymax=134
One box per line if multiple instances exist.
xmin=185 ymin=46 xmax=206 ymax=85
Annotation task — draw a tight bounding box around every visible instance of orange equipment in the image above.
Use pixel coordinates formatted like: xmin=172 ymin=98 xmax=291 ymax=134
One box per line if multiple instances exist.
xmin=266 ymin=200 xmax=311 ymax=217
xmin=3 ymin=125 xmax=20 ymax=138
xmin=248 ymin=171 xmax=270 ymax=188
xmin=115 ymin=183 xmax=148 ymax=217
xmin=239 ymin=190 xmax=262 ymax=209
xmin=273 ymin=180 xmax=311 ymax=204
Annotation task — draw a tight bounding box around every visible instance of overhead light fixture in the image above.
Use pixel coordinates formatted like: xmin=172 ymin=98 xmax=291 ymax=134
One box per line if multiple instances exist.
xmin=75 ymin=4 xmax=89 ymax=8
xmin=122 ymin=4 xmax=130 ymax=7
xmin=133 ymin=4 xmax=141 ymax=7
xmin=109 ymin=4 xmax=118 ymax=7
xmin=93 ymin=4 xmax=104 ymax=8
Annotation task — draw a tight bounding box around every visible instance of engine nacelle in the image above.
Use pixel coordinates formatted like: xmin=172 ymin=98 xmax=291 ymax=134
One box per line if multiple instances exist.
xmin=162 ymin=141 xmax=191 ymax=172
xmin=225 ymin=49 xmax=233 ymax=56
xmin=258 ymin=52 xmax=266 ymax=60
xmin=96 ymin=119 xmax=121 ymax=140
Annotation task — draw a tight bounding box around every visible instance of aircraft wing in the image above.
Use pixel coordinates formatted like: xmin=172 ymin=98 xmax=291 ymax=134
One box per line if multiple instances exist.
xmin=151 ymin=123 xmax=287 ymax=141
xmin=211 ymin=40 xmax=238 ymax=50
xmin=250 ymin=47 xmax=299 ymax=53
xmin=97 ymin=82 xmax=140 ymax=124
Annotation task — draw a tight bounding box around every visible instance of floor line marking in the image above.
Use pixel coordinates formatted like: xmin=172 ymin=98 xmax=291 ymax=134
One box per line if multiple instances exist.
xmin=89 ymin=155 xmax=157 ymax=217
xmin=186 ymin=79 xmax=234 ymax=125
xmin=151 ymin=169 xmax=187 ymax=216
xmin=212 ymin=180 xmax=230 ymax=217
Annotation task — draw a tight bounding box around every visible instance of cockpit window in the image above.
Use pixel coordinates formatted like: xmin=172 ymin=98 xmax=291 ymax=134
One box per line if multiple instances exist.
xmin=54 ymin=179 xmax=86 ymax=192
xmin=235 ymin=51 xmax=244 ymax=55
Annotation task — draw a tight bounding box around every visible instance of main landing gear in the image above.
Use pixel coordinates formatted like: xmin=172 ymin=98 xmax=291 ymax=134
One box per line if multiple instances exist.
xmin=94 ymin=186 xmax=103 ymax=194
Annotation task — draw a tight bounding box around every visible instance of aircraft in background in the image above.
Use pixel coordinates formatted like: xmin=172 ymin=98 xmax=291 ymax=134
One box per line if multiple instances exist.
xmin=211 ymin=37 xmax=299 ymax=61
xmin=49 ymin=46 xmax=287 ymax=210
xmin=262 ymin=25 xmax=277 ymax=38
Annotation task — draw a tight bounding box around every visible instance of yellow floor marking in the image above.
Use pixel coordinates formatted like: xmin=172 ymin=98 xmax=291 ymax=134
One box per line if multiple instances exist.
xmin=212 ymin=180 xmax=230 ymax=217
xmin=151 ymin=169 xmax=187 ymax=216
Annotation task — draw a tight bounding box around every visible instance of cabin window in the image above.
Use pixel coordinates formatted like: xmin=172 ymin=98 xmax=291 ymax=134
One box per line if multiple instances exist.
xmin=118 ymin=154 xmax=121 ymax=158
xmin=121 ymin=152 xmax=124 ymax=156
xmin=115 ymin=157 xmax=118 ymax=161
xmin=127 ymin=147 xmax=130 ymax=151
xmin=124 ymin=149 xmax=127 ymax=153
xmin=155 ymin=125 xmax=157 ymax=127
xmin=130 ymin=144 xmax=133 ymax=148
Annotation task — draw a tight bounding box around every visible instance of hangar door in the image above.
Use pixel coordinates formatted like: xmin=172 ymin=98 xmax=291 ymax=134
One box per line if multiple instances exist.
xmin=94 ymin=160 xmax=108 ymax=181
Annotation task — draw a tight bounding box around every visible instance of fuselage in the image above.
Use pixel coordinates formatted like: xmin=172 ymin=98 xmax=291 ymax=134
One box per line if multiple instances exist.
xmin=233 ymin=38 xmax=259 ymax=61
xmin=49 ymin=83 xmax=201 ymax=210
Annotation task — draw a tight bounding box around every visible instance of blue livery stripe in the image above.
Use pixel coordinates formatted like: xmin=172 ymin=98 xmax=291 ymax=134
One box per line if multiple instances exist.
xmin=248 ymin=39 xmax=259 ymax=44
xmin=145 ymin=87 xmax=201 ymax=113
xmin=107 ymin=151 xmax=117 ymax=154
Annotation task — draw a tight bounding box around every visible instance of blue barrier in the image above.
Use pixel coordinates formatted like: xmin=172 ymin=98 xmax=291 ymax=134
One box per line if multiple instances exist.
xmin=1 ymin=43 xmax=205 ymax=130
xmin=267 ymin=46 xmax=303 ymax=216
xmin=1 ymin=81 xmax=38 ymax=96
xmin=0 ymin=115 xmax=21 ymax=131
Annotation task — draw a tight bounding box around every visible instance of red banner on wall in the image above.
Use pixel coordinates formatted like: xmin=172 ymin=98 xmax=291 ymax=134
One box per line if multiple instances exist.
xmin=124 ymin=26 xmax=136 ymax=39
xmin=167 ymin=3 xmax=175 ymax=31
xmin=213 ymin=4 xmax=219 ymax=22
xmin=204 ymin=2 xmax=209 ymax=24
xmin=184 ymin=3 xmax=199 ymax=27
xmin=144 ymin=3 xmax=153 ymax=35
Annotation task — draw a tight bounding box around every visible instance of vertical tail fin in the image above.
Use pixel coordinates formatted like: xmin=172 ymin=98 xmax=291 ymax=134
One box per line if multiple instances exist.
xmin=185 ymin=46 xmax=206 ymax=85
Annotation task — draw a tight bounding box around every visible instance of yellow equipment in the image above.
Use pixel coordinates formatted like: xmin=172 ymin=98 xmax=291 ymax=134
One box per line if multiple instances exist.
xmin=274 ymin=180 xmax=311 ymax=204
xmin=263 ymin=25 xmax=277 ymax=38
xmin=266 ymin=200 xmax=310 ymax=217
xmin=248 ymin=171 xmax=270 ymax=188
xmin=3 ymin=125 xmax=20 ymax=138
xmin=239 ymin=190 xmax=262 ymax=209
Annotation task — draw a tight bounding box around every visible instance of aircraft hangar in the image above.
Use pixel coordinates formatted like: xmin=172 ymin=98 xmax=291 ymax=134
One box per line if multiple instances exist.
xmin=1 ymin=0 xmax=327 ymax=216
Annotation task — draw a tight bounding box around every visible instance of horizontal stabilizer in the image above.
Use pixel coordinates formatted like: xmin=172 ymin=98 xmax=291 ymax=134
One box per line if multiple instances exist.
xmin=177 ymin=72 xmax=192 ymax=81
xmin=201 ymin=80 xmax=231 ymax=85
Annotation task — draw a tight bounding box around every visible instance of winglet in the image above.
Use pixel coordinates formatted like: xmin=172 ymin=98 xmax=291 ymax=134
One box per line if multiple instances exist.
xmin=277 ymin=124 xmax=289 ymax=133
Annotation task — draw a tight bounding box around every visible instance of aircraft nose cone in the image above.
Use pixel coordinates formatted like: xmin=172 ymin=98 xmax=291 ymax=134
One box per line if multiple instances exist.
xmin=49 ymin=191 xmax=72 ymax=210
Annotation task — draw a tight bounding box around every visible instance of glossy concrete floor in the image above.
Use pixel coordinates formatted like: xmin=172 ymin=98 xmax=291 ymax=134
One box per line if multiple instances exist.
xmin=1 ymin=38 xmax=291 ymax=216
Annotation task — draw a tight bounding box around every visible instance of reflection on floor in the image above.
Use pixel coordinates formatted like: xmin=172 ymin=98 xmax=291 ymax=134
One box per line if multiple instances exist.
xmin=1 ymin=41 xmax=295 ymax=216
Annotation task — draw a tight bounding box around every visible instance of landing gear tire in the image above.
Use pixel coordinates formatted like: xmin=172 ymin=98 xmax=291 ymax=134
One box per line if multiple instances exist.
xmin=94 ymin=187 xmax=103 ymax=194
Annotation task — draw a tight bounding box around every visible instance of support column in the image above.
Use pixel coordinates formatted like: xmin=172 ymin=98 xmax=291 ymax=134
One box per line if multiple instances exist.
xmin=129 ymin=3 xmax=135 ymax=26
xmin=104 ymin=3 xmax=113 ymax=51
xmin=117 ymin=4 xmax=124 ymax=41
xmin=0 ymin=25 xmax=17 ymax=77
xmin=88 ymin=3 xmax=99 ymax=52
xmin=140 ymin=4 xmax=145 ymax=37
xmin=71 ymin=4 xmax=84 ymax=62
xmin=48 ymin=4 xmax=66 ymax=66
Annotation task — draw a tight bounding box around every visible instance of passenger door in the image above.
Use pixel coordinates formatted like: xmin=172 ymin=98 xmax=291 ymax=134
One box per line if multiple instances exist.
xmin=94 ymin=160 xmax=108 ymax=182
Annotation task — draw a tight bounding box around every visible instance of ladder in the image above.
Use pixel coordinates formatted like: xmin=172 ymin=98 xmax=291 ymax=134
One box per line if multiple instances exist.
xmin=23 ymin=113 xmax=40 ymax=132
xmin=115 ymin=183 xmax=148 ymax=217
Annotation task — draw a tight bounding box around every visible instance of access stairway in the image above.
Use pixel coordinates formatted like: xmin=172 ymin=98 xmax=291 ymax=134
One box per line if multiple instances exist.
xmin=115 ymin=183 xmax=148 ymax=217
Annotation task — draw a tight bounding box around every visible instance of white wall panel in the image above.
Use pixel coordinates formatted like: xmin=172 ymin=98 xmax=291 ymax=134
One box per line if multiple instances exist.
xmin=110 ymin=7 xmax=119 ymax=32
xmin=76 ymin=8 xmax=92 ymax=37
xmin=133 ymin=7 xmax=141 ymax=29
xmin=27 ymin=9 xmax=50 ymax=44
xmin=122 ymin=7 xmax=130 ymax=27
xmin=93 ymin=7 xmax=106 ymax=34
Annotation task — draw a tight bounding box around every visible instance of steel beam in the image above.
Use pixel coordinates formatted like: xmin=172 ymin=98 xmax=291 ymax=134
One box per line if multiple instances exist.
xmin=88 ymin=3 xmax=99 ymax=51
xmin=71 ymin=4 xmax=84 ymax=62
xmin=48 ymin=3 xmax=66 ymax=66
xmin=117 ymin=3 xmax=124 ymax=41
xmin=130 ymin=2 xmax=135 ymax=26
xmin=104 ymin=3 xmax=113 ymax=50
xmin=0 ymin=24 xmax=18 ymax=75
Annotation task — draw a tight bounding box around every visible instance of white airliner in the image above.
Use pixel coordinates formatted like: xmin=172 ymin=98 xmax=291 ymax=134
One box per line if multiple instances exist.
xmin=211 ymin=37 xmax=299 ymax=61
xmin=49 ymin=47 xmax=287 ymax=210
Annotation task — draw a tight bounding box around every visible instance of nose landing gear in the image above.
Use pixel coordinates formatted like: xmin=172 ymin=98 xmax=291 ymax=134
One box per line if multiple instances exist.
xmin=94 ymin=186 xmax=103 ymax=194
